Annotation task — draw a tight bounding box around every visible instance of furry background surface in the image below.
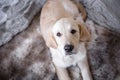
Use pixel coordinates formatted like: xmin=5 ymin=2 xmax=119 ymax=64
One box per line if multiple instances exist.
xmin=0 ymin=15 xmax=120 ymax=80
xmin=0 ymin=0 xmax=120 ymax=80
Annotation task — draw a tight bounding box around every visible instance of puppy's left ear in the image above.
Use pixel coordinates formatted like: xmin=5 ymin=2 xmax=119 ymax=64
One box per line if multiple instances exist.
xmin=78 ymin=23 xmax=91 ymax=42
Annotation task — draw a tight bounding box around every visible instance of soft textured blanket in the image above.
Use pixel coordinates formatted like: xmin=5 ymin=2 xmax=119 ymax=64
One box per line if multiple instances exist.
xmin=0 ymin=15 xmax=120 ymax=80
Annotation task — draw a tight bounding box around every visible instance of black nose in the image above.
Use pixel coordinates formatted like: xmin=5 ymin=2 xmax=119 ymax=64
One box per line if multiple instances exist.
xmin=64 ymin=44 xmax=74 ymax=52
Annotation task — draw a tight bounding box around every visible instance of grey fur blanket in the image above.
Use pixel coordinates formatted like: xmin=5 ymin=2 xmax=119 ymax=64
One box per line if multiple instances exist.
xmin=0 ymin=15 xmax=120 ymax=80
xmin=0 ymin=0 xmax=120 ymax=80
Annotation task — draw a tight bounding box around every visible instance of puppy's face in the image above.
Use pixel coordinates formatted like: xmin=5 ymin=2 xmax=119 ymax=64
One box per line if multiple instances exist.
xmin=51 ymin=18 xmax=90 ymax=55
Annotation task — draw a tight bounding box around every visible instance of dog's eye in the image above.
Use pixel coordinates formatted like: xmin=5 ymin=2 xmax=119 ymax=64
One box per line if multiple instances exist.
xmin=71 ymin=29 xmax=76 ymax=34
xmin=56 ymin=32 xmax=62 ymax=37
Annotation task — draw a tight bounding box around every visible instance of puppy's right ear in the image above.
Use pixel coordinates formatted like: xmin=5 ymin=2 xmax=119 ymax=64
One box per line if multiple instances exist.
xmin=46 ymin=32 xmax=58 ymax=49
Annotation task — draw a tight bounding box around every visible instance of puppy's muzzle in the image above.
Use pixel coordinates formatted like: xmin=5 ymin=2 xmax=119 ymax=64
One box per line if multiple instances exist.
xmin=64 ymin=44 xmax=74 ymax=54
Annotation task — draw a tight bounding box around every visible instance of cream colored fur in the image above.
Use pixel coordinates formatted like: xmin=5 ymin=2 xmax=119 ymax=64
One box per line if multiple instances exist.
xmin=40 ymin=0 xmax=92 ymax=80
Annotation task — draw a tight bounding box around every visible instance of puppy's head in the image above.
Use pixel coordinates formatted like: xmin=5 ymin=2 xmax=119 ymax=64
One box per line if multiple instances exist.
xmin=50 ymin=18 xmax=90 ymax=55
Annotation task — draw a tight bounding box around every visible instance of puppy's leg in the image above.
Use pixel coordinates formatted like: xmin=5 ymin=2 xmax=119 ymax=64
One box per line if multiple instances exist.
xmin=78 ymin=56 xmax=93 ymax=80
xmin=55 ymin=65 xmax=71 ymax=80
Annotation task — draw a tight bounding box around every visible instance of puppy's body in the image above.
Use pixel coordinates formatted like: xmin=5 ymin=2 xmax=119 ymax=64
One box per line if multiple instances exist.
xmin=40 ymin=0 xmax=92 ymax=80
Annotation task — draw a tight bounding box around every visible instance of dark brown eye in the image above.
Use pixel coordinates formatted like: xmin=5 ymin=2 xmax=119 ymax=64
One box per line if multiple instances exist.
xmin=71 ymin=29 xmax=76 ymax=34
xmin=56 ymin=32 xmax=62 ymax=37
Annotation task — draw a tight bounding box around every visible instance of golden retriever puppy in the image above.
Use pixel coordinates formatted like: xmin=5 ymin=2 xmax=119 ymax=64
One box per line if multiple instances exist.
xmin=40 ymin=0 xmax=92 ymax=80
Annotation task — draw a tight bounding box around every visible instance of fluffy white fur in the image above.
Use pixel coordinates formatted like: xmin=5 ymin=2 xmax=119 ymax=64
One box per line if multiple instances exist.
xmin=49 ymin=18 xmax=92 ymax=80
xmin=40 ymin=0 xmax=92 ymax=80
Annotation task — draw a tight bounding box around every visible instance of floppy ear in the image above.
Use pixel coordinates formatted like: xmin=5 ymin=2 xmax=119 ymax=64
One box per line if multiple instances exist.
xmin=78 ymin=23 xmax=91 ymax=42
xmin=46 ymin=31 xmax=58 ymax=49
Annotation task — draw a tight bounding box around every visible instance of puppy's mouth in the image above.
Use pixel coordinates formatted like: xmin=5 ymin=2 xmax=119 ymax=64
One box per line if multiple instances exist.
xmin=65 ymin=52 xmax=76 ymax=55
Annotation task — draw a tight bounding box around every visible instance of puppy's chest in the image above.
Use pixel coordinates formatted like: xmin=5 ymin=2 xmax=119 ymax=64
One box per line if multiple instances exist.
xmin=50 ymin=47 xmax=86 ymax=68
